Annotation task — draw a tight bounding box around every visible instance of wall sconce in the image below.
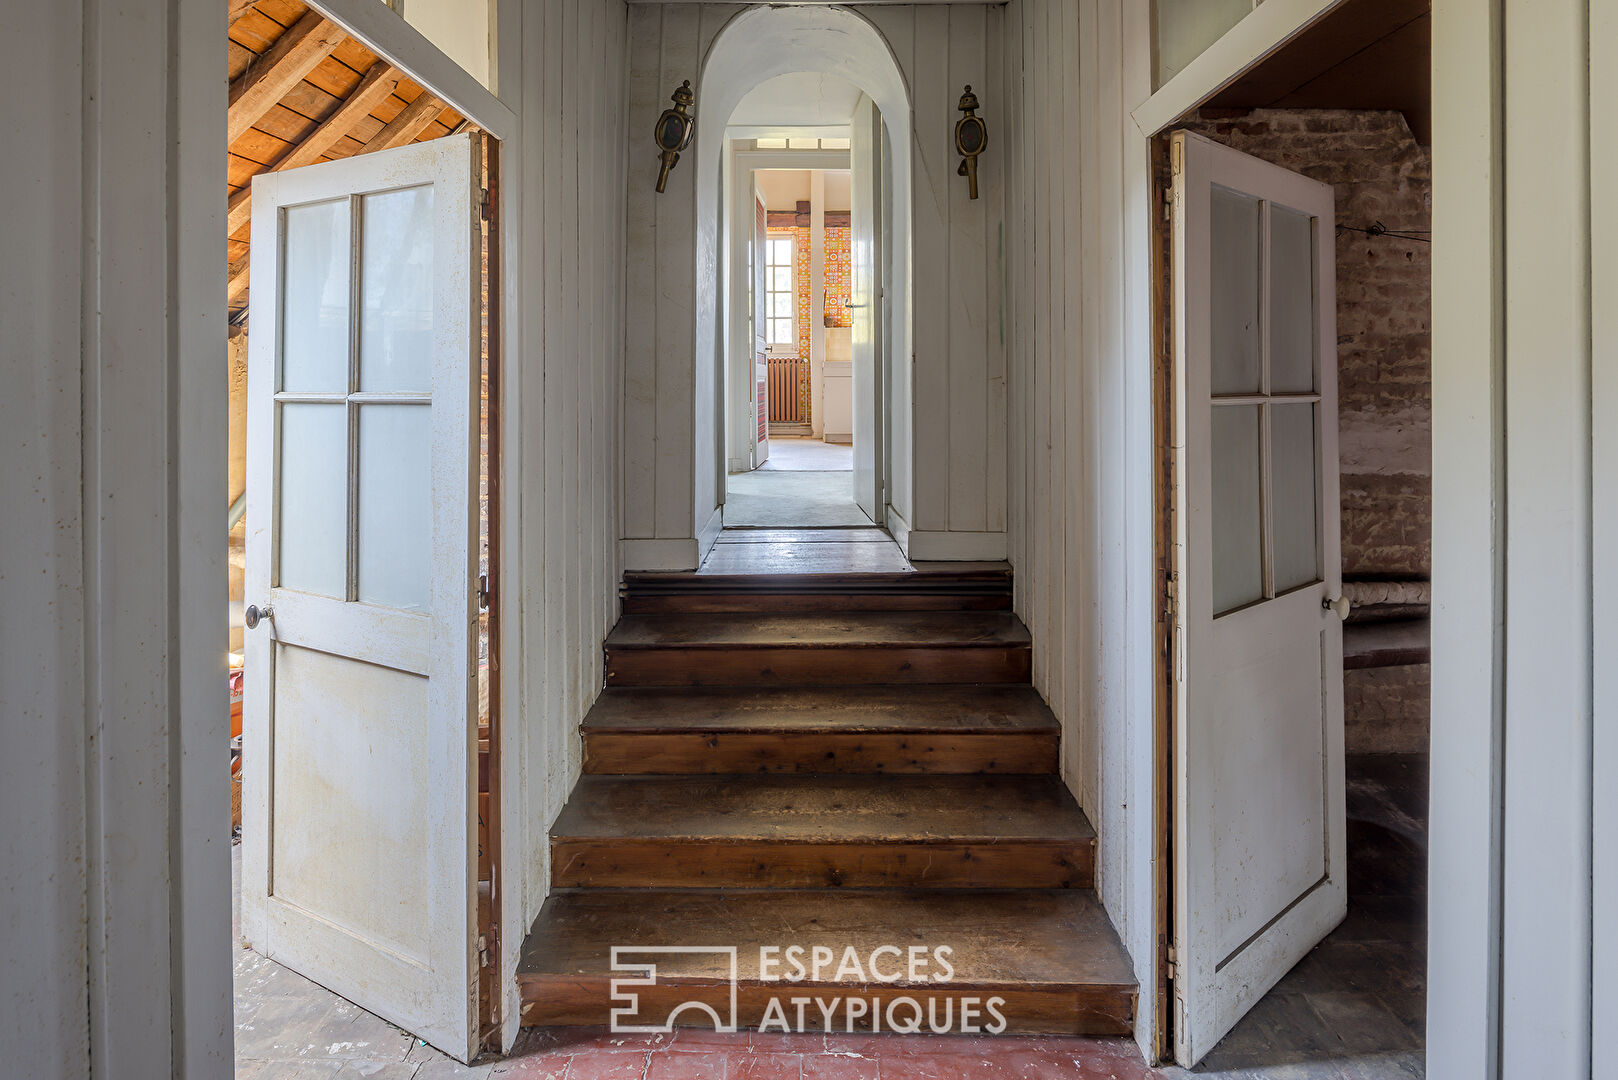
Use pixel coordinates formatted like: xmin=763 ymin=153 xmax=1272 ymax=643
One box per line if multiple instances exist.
xmin=654 ymin=80 xmax=696 ymax=193
xmin=955 ymin=85 xmax=987 ymax=200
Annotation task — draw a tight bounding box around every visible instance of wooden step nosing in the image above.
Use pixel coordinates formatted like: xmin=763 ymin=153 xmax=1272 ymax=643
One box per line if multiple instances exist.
xmin=550 ymin=834 xmax=1096 ymax=847
xmin=579 ymin=723 xmax=1059 ymax=735
xmin=515 ymin=971 xmax=1138 ymax=996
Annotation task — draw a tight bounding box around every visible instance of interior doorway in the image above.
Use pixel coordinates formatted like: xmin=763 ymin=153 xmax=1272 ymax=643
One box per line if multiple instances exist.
xmin=1152 ymin=2 xmax=1433 ymax=1070
xmin=223 ymin=1 xmax=505 ymax=1065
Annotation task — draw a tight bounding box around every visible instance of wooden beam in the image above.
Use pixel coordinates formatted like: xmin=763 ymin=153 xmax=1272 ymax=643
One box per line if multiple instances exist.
xmin=227 ymin=255 xmax=250 ymax=307
xmin=226 ymin=62 xmax=403 ymax=237
xmin=227 ymin=10 xmax=345 ymax=146
xmin=360 ymin=92 xmax=446 ymax=153
xmin=228 ymin=0 xmax=259 ymax=26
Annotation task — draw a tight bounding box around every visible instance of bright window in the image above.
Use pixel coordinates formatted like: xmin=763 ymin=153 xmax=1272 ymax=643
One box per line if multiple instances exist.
xmin=765 ymin=235 xmax=796 ymax=348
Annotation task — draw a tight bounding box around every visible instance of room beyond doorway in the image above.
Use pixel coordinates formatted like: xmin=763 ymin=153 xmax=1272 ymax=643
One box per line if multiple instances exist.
xmin=724 ymin=436 xmax=871 ymax=528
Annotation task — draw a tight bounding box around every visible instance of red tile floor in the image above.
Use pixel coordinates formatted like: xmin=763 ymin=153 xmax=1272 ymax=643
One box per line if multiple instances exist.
xmin=233 ymin=755 xmax=1426 ymax=1079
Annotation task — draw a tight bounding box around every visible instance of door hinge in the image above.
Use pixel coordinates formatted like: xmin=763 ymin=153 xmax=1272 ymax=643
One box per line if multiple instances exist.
xmin=478 ymin=574 xmax=491 ymax=610
xmin=1164 ymin=573 xmax=1180 ymax=622
xmin=480 ymin=188 xmax=492 ymax=221
xmin=1170 ymin=136 xmax=1184 ymax=177
xmin=1165 ymin=944 xmax=1179 ymax=981
xmin=478 ymin=934 xmax=490 ymax=969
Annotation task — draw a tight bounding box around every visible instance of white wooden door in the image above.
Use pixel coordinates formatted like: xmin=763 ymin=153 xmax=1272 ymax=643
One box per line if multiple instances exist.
xmin=850 ymin=97 xmax=884 ymax=522
xmin=1170 ymin=130 xmax=1346 ymax=1065
xmin=753 ymin=184 xmax=770 ymax=466
xmin=242 ymin=133 xmax=483 ymax=1063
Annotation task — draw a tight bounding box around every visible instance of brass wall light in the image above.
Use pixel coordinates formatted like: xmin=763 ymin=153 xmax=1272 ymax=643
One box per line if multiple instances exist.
xmin=955 ymin=85 xmax=987 ymax=200
xmin=654 ymin=80 xmax=696 ymax=193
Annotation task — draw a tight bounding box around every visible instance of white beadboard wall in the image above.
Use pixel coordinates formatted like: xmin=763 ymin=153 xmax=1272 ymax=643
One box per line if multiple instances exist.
xmin=515 ymin=0 xmax=629 ymax=995
xmin=1002 ymin=0 xmax=1159 ymax=1058
xmin=621 ymin=3 xmax=1008 ymax=567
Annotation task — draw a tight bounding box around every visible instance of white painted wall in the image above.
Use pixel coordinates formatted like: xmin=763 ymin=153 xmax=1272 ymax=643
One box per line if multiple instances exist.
xmin=0 ymin=1 xmax=232 ymax=1076
xmin=514 ymin=0 xmax=629 ymax=1047
xmin=621 ymin=3 xmax=1007 ymax=566
xmin=1001 ymin=0 xmax=1160 ymax=1059
xmin=404 ymin=0 xmax=492 ymax=89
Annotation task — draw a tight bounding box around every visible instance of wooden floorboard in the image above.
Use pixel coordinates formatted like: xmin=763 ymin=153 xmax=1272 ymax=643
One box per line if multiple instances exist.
xmin=580 ymin=685 xmax=1061 ymax=733
xmin=605 ymin=613 xmax=1031 ymax=649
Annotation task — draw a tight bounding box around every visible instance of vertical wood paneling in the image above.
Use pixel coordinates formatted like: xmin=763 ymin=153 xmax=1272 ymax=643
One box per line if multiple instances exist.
xmin=620 ymin=5 xmax=1009 ymax=557
xmin=947 ymin=5 xmax=988 ymax=532
xmin=652 ymin=6 xmax=701 ymax=539
xmin=521 ymin=0 xmax=629 ymax=973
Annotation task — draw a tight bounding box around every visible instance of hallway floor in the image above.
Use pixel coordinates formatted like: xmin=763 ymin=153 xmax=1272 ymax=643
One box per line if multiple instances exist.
xmin=726 ymin=438 xmax=868 ymax=528
xmin=232 ymin=760 xmax=1425 ymax=1079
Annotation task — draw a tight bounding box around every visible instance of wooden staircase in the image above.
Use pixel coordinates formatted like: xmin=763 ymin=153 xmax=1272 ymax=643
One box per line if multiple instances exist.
xmin=517 ymin=565 xmax=1137 ymax=1036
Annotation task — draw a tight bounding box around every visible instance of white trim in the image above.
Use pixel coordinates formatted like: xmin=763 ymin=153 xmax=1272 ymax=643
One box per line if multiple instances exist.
xmin=905 ymin=530 xmax=1007 ymax=562
xmin=1130 ymin=0 xmax=1343 ymax=138
xmin=306 ymin=0 xmax=517 ymax=140
xmin=697 ymin=505 xmax=724 ymax=563
xmin=731 ymin=149 xmax=853 ymax=170
xmin=1425 ymin=2 xmax=1505 ymax=1075
xmin=620 ymin=537 xmax=702 ymax=572
xmin=885 ymin=504 xmax=913 ymax=552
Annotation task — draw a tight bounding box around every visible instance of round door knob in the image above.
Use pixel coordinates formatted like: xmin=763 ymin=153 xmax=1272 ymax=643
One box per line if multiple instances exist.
xmin=244 ymin=604 xmax=274 ymax=630
xmin=1323 ymin=595 xmax=1351 ymax=621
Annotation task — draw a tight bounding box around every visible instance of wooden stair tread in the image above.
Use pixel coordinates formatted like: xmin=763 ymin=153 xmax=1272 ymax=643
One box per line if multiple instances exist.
xmin=581 ymin=685 xmax=1060 ymax=735
xmin=605 ymin=612 xmax=1031 ymax=650
xmin=551 ymin=775 xmax=1093 ymax=843
xmin=519 ymin=888 xmax=1137 ymax=991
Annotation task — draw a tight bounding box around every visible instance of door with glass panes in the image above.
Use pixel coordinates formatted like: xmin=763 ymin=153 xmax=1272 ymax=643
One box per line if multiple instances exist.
xmin=241 ymin=133 xmax=482 ymax=1063
xmin=1169 ymin=129 xmax=1348 ymax=1065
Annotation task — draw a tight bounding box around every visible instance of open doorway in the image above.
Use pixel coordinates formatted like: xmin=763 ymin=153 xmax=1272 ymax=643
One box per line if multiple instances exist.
xmin=223 ymin=0 xmax=505 ymax=1066
xmin=1153 ymin=1 xmax=1432 ymax=1071
xmin=720 ymin=68 xmax=890 ymax=536
xmin=725 ymin=151 xmax=870 ymax=529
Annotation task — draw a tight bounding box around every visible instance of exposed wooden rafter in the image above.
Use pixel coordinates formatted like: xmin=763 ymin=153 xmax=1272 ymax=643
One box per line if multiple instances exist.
xmin=228 ymin=0 xmax=260 ymax=27
xmin=360 ymin=92 xmax=447 ymax=153
xmin=227 ymin=9 xmax=345 ymax=146
xmin=226 ymin=61 xmax=403 ymax=236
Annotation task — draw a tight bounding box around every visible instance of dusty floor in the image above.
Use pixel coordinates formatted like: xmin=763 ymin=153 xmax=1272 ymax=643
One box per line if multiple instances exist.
xmin=233 ymin=758 xmax=1426 ymax=1079
xmin=759 ymin=438 xmax=854 ymax=472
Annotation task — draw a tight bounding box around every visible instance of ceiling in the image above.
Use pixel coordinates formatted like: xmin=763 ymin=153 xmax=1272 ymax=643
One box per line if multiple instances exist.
xmin=1203 ymin=0 xmax=1431 ymax=143
xmin=727 ymin=72 xmax=865 ymax=132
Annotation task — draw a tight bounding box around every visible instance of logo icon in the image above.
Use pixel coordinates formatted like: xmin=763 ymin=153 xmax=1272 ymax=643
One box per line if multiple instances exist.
xmin=609 ymin=946 xmax=739 ymax=1033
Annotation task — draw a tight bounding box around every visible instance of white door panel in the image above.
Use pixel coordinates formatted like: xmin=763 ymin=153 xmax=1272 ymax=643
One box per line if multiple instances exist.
xmin=753 ymin=184 xmax=770 ymax=467
xmin=851 ymin=97 xmax=883 ymax=523
xmin=243 ymin=133 xmax=482 ymax=1063
xmin=1171 ymin=129 xmax=1345 ymax=1065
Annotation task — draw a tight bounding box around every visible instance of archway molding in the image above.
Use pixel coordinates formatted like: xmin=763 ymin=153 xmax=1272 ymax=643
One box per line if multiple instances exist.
xmin=690 ymin=4 xmax=914 ymax=554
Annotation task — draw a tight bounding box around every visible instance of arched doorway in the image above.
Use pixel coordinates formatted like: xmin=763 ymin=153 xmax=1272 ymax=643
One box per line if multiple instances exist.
xmin=693 ymin=5 xmax=913 ymax=538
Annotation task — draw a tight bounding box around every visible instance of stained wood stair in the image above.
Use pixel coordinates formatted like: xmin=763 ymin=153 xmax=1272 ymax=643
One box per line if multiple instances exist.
xmin=518 ymin=564 xmax=1137 ymax=1036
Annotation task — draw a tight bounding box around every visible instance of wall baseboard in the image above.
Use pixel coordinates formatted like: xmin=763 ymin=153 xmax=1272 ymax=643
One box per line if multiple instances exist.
xmin=697 ymin=505 xmax=724 ymax=562
xmin=619 ymin=537 xmax=700 ymax=572
xmin=905 ymin=530 xmax=1008 ymax=562
xmin=823 ymin=433 xmax=852 ymax=444
xmin=886 ymin=505 xmax=913 ymax=553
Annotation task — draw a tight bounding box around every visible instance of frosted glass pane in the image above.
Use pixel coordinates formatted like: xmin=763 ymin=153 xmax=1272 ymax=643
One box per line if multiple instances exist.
xmin=1211 ymin=404 xmax=1263 ymax=615
xmin=1272 ymin=404 xmax=1320 ymax=592
xmin=281 ymin=201 xmax=351 ymax=393
xmin=772 ymin=267 xmax=792 ymax=290
xmin=357 ymin=404 xmax=431 ymax=612
xmin=1211 ymin=187 xmax=1261 ymax=395
xmin=771 ymin=294 xmax=793 ymax=317
xmin=278 ymin=404 xmax=347 ymax=598
xmin=360 ymin=186 xmax=435 ymax=393
xmin=1270 ymin=206 xmax=1316 ymax=393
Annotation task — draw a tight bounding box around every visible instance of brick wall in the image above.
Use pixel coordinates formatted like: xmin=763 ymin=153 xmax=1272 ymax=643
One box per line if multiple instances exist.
xmin=1184 ymin=108 xmax=1432 ymax=579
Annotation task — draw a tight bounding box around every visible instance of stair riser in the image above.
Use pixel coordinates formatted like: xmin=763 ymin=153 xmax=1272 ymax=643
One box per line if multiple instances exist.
xmin=605 ymin=646 xmax=1033 ymax=687
xmin=517 ymin=979 xmax=1135 ymax=1037
xmin=582 ymin=732 xmax=1060 ymax=775
xmin=550 ymin=840 xmax=1094 ymax=890
xmin=623 ymin=594 xmax=1013 ymax=615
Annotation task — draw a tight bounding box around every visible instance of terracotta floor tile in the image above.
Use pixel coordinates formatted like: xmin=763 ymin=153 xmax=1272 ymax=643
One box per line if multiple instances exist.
xmin=800 ymin=1053 xmax=879 ymax=1080
xmin=750 ymin=1031 xmax=832 ymax=1054
xmin=563 ymin=1052 xmax=652 ymax=1080
xmin=646 ymin=1051 xmax=728 ymax=1080
xmin=725 ymin=1053 xmax=806 ymax=1080
xmin=668 ymin=1029 xmax=753 ymax=1053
